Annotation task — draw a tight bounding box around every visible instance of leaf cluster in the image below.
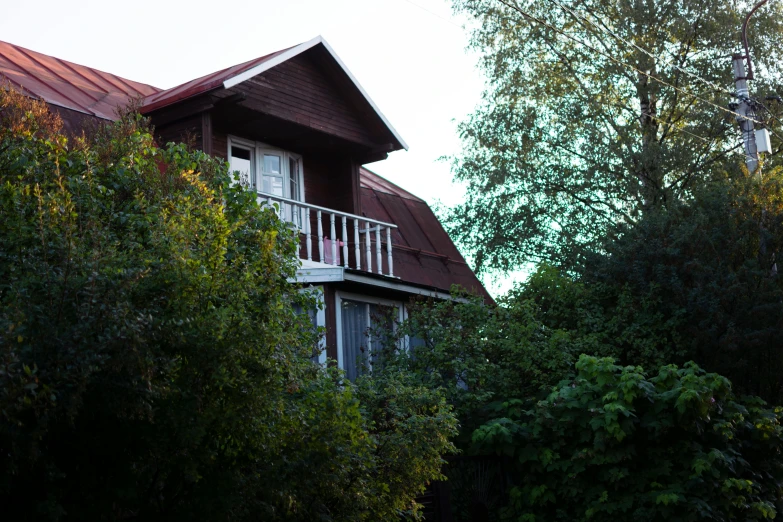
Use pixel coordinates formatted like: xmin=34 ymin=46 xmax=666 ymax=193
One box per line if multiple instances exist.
xmin=473 ymin=355 xmax=783 ymax=521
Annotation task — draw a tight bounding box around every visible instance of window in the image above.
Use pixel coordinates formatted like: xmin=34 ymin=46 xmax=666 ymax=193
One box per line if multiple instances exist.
xmin=336 ymin=292 xmax=403 ymax=381
xmin=228 ymin=136 xmax=304 ymax=225
xmin=228 ymin=142 xmax=254 ymax=188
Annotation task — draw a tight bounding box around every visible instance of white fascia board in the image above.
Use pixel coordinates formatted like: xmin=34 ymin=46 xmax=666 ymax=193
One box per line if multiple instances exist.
xmin=223 ymin=36 xmax=322 ymax=90
xmin=222 ymin=35 xmax=409 ymax=151
xmin=342 ymin=272 xmax=469 ymax=302
xmin=290 ymin=262 xmax=345 ymax=284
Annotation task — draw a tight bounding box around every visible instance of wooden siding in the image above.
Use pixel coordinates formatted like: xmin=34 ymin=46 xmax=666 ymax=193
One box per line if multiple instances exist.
xmin=156 ymin=114 xmax=202 ymax=150
xmin=213 ymin=129 xmax=228 ymax=161
xmin=241 ymin=53 xmax=380 ymax=147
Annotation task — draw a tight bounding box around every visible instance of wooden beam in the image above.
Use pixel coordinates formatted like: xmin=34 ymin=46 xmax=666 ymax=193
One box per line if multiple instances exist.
xmin=201 ymin=111 xmax=212 ymax=155
xmin=145 ymin=93 xmax=214 ymax=127
xmin=350 ymin=159 xmax=362 ymax=216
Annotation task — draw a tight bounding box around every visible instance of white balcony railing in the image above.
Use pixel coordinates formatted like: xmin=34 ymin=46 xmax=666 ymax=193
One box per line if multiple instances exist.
xmin=258 ymin=193 xmax=398 ymax=277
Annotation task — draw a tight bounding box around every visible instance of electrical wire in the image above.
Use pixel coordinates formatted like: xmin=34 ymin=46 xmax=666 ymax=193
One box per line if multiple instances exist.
xmin=541 ymin=0 xmax=783 ymax=146
xmin=545 ymin=0 xmax=738 ymax=99
xmin=399 ymin=0 xmax=464 ymax=29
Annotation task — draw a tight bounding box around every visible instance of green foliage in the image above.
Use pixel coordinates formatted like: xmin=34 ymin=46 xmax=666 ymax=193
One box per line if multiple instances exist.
xmin=0 ymin=90 xmax=455 ymax=521
xmin=472 ymin=355 xmax=783 ymax=521
xmin=392 ymin=287 xmax=585 ymax=443
xmin=579 ymin=172 xmax=783 ymax=402
xmin=447 ymin=0 xmax=783 ymax=271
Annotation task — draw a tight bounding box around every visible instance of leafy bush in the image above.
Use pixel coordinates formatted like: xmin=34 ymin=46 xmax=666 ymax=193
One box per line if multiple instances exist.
xmin=473 ymin=355 xmax=783 ymax=521
xmin=0 ymin=90 xmax=454 ymax=521
xmin=392 ymin=288 xmax=584 ymax=444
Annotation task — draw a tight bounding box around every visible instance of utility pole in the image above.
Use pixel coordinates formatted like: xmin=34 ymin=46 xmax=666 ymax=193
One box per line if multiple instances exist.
xmin=732 ymin=53 xmax=759 ymax=175
xmin=733 ymin=0 xmax=771 ymax=177
xmin=736 ymin=0 xmax=775 ymax=273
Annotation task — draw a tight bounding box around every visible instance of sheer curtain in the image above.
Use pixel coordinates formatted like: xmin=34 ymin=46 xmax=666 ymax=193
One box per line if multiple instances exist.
xmin=341 ymin=300 xmax=369 ymax=381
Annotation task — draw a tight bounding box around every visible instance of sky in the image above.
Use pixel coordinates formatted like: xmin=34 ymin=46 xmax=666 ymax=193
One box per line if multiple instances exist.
xmin=0 ymin=0 xmax=521 ymax=294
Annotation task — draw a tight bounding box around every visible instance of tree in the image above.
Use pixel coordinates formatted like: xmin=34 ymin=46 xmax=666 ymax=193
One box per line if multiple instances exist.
xmin=581 ymin=171 xmax=783 ymax=402
xmin=0 ymin=89 xmax=455 ymax=521
xmin=472 ymin=355 xmax=783 ymax=521
xmin=447 ymin=0 xmax=783 ymax=271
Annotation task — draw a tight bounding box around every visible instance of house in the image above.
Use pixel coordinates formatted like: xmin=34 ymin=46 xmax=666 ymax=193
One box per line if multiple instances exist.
xmin=0 ymin=36 xmax=491 ymax=378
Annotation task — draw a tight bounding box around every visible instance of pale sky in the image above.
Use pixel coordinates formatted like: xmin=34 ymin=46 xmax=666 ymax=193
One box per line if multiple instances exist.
xmin=0 ymin=0 xmax=520 ymax=295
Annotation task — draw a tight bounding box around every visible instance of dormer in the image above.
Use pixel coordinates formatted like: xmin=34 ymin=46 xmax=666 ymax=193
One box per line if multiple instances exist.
xmin=142 ymin=36 xmax=406 ymax=219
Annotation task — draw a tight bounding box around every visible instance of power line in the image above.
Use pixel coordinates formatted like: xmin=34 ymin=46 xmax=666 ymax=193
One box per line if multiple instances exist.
xmin=542 ymin=0 xmax=783 ymax=146
xmin=494 ymin=0 xmax=767 ymax=127
xmin=545 ymin=0 xmax=737 ymax=99
xmin=399 ymin=0 xmax=464 ymax=29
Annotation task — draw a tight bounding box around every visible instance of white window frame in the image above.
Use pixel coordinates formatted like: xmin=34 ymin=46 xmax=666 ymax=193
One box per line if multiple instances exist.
xmin=227 ymin=135 xmax=256 ymax=188
xmin=227 ymin=135 xmax=305 ymax=202
xmin=334 ymin=291 xmax=405 ymax=374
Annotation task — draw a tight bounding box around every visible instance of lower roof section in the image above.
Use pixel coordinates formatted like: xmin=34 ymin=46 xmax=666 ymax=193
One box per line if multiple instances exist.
xmin=359 ymin=169 xmax=492 ymax=303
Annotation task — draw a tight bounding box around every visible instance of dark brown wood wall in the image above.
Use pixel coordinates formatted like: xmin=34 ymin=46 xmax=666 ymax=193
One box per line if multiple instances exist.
xmin=156 ymin=114 xmax=202 ymax=150
xmin=242 ymin=54 xmax=379 ymax=147
xmin=212 ymin=129 xmax=228 ymax=161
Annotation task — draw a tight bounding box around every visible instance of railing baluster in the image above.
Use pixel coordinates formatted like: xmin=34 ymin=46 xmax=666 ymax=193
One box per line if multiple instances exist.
xmin=258 ymin=193 xmax=397 ymax=275
xmin=330 ymin=213 xmax=337 ymax=266
xmin=341 ymin=216 xmax=348 ymax=268
xmin=354 ymin=218 xmax=360 ymax=270
xmin=375 ymin=225 xmax=382 ymax=274
xmin=305 ymin=207 xmax=312 ymax=261
xmin=386 ymin=226 xmax=393 ymax=277
xmin=317 ymin=210 xmax=324 ymax=263
xmin=365 ymin=221 xmax=372 ymax=272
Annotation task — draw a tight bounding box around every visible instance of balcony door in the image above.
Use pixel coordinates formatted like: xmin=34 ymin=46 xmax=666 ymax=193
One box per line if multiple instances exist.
xmin=228 ymin=136 xmax=304 ymax=227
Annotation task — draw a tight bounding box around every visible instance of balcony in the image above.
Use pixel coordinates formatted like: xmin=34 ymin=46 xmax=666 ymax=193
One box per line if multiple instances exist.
xmin=258 ymin=193 xmax=397 ymax=278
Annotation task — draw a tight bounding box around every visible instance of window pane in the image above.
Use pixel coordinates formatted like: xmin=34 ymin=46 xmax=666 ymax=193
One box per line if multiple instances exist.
xmin=262 ymin=175 xmax=284 ymax=196
xmin=289 ymin=157 xmax=300 ymax=201
xmin=341 ymin=300 xmax=369 ymax=381
xmin=263 ymin=154 xmax=281 ymax=175
xmin=229 ymin=145 xmax=253 ymax=187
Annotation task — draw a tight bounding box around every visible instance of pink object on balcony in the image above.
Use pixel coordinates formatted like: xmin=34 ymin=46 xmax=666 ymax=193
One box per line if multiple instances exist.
xmin=323 ymin=237 xmax=343 ymax=265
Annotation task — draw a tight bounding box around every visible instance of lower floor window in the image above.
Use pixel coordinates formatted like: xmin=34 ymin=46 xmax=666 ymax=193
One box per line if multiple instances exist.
xmin=339 ymin=296 xmax=399 ymax=381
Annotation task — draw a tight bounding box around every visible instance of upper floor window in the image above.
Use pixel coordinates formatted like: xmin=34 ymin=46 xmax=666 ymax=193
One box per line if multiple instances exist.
xmin=228 ymin=136 xmax=304 ymax=203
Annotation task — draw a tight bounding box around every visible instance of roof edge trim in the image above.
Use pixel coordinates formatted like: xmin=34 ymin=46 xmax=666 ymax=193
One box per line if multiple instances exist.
xmin=222 ymin=35 xmax=409 ymax=151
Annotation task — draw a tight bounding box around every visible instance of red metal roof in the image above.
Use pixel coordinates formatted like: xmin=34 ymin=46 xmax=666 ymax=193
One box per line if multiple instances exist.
xmin=140 ymin=46 xmax=294 ymax=113
xmin=0 ymin=40 xmax=160 ymax=120
xmin=359 ymin=167 xmax=424 ymax=203
xmin=359 ymin=169 xmax=491 ymax=302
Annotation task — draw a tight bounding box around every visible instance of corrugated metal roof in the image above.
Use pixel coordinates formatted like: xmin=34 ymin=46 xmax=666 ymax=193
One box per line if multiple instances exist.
xmin=140 ymin=46 xmax=293 ymax=113
xmin=359 ymin=168 xmax=424 ymax=203
xmin=0 ymin=40 xmax=160 ymax=120
xmin=359 ymin=170 xmax=492 ymax=302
